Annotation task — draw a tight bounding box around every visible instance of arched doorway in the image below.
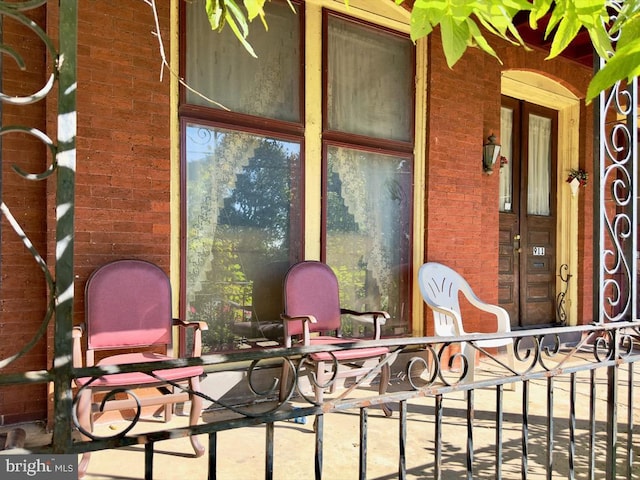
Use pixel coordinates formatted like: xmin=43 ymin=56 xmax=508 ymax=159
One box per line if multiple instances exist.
xmin=500 ymin=70 xmax=581 ymax=327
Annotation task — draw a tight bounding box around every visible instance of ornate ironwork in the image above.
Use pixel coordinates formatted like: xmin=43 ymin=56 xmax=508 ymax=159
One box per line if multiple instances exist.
xmin=556 ymin=263 xmax=571 ymax=325
xmin=596 ymin=0 xmax=638 ymax=323
xmin=0 ymin=0 xmax=77 ymax=453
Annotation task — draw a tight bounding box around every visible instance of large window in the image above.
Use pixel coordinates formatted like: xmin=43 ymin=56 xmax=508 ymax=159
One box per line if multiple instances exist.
xmin=182 ymin=1 xmax=415 ymax=350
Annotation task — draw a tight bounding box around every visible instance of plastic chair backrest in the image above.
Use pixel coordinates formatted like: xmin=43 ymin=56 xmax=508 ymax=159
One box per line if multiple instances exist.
xmin=85 ymin=259 xmax=173 ymax=351
xmin=418 ymin=262 xmax=472 ymax=337
xmin=283 ymin=261 xmax=342 ymax=336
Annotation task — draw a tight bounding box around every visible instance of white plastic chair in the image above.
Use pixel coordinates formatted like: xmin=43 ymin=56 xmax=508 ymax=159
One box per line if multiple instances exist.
xmin=418 ymin=262 xmax=515 ymax=384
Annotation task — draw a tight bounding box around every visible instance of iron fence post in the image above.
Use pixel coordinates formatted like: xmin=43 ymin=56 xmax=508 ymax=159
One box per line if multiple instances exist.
xmin=51 ymin=0 xmax=77 ymax=453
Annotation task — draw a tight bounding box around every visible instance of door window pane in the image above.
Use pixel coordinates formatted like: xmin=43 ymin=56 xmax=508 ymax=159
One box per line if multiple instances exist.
xmin=499 ymin=107 xmax=513 ymax=212
xmin=185 ymin=123 xmax=301 ymax=351
xmin=327 ymin=16 xmax=413 ymax=141
xmin=326 ymin=146 xmax=412 ymax=336
xmin=527 ymin=114 xmax=552 ymax=215
xmin=185 ymin=0 xmax=300 ymax=122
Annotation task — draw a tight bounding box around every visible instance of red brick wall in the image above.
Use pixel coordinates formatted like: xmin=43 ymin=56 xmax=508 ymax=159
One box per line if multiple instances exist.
xmin=424 ymin=30 xmax=504 ymax=335
xmin=0 ymin=5 xmax=49 ymax=424
xmin=69 ymin=0 xmax=172 ymax=293
xmin=47 ymin=0 xmax=172 ymax=424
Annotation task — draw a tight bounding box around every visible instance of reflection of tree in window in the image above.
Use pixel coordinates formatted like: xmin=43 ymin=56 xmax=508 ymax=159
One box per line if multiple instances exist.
xmin=217 ymin=140 xmax=298 ymax=262
xmin=188 ymin=138 xmax=300 ymax=351
xmin=327 ymin=170 xmax=358 ymax=232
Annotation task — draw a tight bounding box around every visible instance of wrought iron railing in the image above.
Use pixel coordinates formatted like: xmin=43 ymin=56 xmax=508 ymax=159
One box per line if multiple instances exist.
xmin=37 ymin=323 xmax=640 ymax=479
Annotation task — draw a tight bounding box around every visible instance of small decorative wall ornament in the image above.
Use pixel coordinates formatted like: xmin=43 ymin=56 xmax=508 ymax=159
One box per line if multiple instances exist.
xmin=566 ymin=168 xmax=588 ymax=195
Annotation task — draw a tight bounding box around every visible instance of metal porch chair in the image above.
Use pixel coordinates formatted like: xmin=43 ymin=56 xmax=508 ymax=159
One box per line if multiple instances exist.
xmin=73 ymin=259 xmax=206 ymax=477
xmin=279 ymin=261 xmax=393 ymax=420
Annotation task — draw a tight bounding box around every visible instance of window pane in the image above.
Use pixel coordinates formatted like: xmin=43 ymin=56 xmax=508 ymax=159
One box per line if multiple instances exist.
xmin=185 ymin=1 xmax=300 ymax=122
xmin=499 ymin=106 xmax=513 ymax=212
xmin=326 ymin=146 xmax=412 ymax=336
xmin=185 ymin=123 xmax=301 ymax=351
xmin=527 ymin=114 xmax=552 ymax=216
xmin=327 ymin=16 xmax=413 ymax=141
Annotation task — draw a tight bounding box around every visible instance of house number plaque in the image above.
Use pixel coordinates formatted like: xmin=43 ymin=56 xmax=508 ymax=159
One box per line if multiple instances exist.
xmin=533 ymin=246 xmax=545 ymax=256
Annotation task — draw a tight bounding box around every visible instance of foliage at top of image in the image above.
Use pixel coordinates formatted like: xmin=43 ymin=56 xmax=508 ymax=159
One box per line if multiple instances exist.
xmin=204 ymin=0 xmax=640 ymax=103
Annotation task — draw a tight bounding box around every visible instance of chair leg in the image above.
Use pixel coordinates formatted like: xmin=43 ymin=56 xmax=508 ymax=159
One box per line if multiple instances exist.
xmin=312 ymin=363 xmax=325 ymax=433
xmin=76 ymin=388 xmax=93 ymax=478
xmin=188 ymin=376 xmax=205 ymax=457
xmin=378 ymin=360 xmax=393 ymax=417
xmin=279 ymin=359 xmax=292 ymax=403
xmin=460 ymin=341 xmax=477 ymax=384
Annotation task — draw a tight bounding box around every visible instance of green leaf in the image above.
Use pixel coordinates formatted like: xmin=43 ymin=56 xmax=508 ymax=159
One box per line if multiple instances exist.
xmin=410 ymin=7 xmax=434 ymax=42
xmin=413 ymin=0 xmax=447 ymax=26
xmin=530 ymin=0 xmax=553 ymax=29
xmin=206 ymin=0 xmax=225 ymax=31
xmin=467 ymin=17 xmax=502 ymax=63
xmin=617 ymin=14 xmax=640 ymax=50
xmin=587 ymin=24 xmax=612 ymax=61
xmin=440 ymin=15 xmax=470 ymax=67
xmin=547 ymin=7 xmax=582 ymax=59
xmin=225 ymin=0 xmax=250 ymax=38
xmin=243 ymin=0 xmax=266 ymax=22
xmin=586 ymin=38 xmax=640 ymax=102
xmin=573 ymin=0 xmax=606 ymax=25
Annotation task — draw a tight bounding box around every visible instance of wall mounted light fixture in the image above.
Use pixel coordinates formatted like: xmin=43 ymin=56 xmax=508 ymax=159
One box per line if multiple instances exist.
xmin=482 ymin=134 xmax=501 ymax=174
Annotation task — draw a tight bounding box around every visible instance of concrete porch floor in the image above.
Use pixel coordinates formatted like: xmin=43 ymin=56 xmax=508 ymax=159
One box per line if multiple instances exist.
xmin=2 ymin=356 xmax=638 ymax=480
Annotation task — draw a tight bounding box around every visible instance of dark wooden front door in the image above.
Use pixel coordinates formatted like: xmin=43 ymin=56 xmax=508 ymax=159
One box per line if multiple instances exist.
xmin=498 ymin=97 xmax=558 ymax=328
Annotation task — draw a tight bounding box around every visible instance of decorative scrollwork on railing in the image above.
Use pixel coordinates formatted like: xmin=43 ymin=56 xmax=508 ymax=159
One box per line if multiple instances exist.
xmin=597 ymin=0 xmax=638 ymax=323
xmin=0 ymin=1 xmax=62 ymax=370
xmin=556 ymin=264 xmax=571 ymax=326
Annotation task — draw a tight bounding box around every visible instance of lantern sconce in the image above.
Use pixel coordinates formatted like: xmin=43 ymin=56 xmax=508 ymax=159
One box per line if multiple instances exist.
xmin=482 ymin=134 xmax=501 ymax=175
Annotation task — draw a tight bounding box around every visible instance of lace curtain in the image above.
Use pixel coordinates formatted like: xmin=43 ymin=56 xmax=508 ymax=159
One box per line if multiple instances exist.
xmin=328 ymin=147 xmax=410 ymax=310
xmin=327 ymin=16 xmax=412 ymax=142
xmin=184 ymin=0 xmax=301 ymax=308
xmin=185 ymin=0 xmax=300 ymax=122
xmin=527 ymin=114 xmax=552 ymax=215
xmin=499 ymin=107 xmax=514 ymax=211
xmin=185 ymin=127 xmax=259 ymax=305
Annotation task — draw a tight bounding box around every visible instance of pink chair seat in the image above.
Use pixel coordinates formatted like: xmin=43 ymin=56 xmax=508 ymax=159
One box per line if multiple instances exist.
xmin=76 ymin=352 xmax=203 ymax=388
xmin=308 ymin=337 xmax=389 ymax=362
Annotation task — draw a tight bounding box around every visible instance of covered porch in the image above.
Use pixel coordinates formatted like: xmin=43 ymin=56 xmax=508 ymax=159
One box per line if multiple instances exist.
xmin=0 ymin=0 xmax=639 ymax=479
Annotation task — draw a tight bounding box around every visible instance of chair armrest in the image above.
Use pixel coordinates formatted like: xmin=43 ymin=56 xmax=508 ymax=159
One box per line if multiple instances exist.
xmin=424 ymin=304 xmax=466 ymax=336
xmin=341 ymin=309 xmax=389 ymax=339
xmin=173 ymin=319 xmax=208 ymax=357
xmin=173 ymin=318 xmax=208 ymax=331
xmin=281 ymin=314 xmax=317 ymax=346
xmin=459 ymin=291 xmax=511 ymax=334
xmin=72 ymin=324 xmax=85 ymax=368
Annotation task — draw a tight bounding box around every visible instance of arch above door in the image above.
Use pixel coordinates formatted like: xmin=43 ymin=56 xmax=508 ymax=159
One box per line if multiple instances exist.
xmin=501 ymin=70 xmax=581 ymax=326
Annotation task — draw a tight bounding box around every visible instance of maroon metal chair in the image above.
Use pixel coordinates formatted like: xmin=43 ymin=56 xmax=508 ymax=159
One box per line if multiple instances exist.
xmin=73 ymin=260 xmax=206 ymax=477
xmin=280 ymin=261 xmax=392 ymax=417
